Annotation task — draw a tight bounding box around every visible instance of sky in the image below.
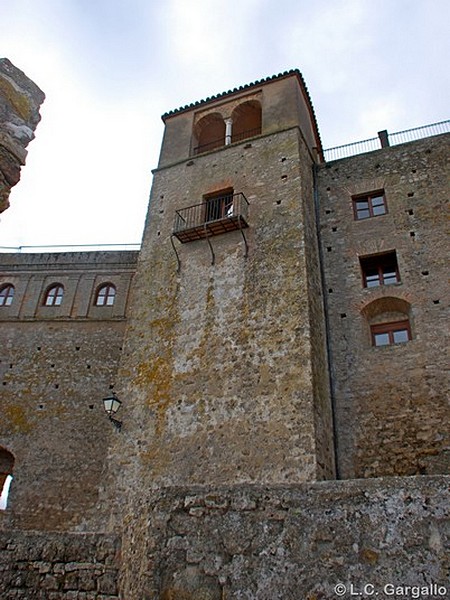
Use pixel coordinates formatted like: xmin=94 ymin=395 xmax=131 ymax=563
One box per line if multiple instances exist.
xmin=1 ymin=0 xmax=449 ymax=249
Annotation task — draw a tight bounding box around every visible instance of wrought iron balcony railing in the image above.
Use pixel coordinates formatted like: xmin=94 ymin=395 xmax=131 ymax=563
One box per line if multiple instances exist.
xmin=173 ymin=192 xmax=249 ymax=243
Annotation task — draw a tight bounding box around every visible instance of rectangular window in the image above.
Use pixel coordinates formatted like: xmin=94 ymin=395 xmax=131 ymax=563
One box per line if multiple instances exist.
xmin=371 ymin=320 xmax=411 ymax=347
xmin=204 ymin=188 xmax=234 ymax=222
xmin=353 ymin=191 xmax=387 ymax=220
xmin=360 ymin=251 xmax=400 ymax=288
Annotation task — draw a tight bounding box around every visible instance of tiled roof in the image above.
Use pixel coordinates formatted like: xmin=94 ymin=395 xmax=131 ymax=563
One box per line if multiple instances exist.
xmin=161 ymin=69 xmax=323 ymax=156
xmin=162 ymin=69 xmax=302 ymax=118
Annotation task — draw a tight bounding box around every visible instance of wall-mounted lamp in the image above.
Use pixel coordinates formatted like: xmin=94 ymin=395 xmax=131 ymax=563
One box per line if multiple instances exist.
xmin=102 ymin=393 xmax=122 ymax=431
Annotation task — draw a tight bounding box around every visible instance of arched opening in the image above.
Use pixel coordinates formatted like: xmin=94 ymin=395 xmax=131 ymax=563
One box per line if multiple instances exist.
xmin=193 ymin=113 xmax=225 ymax=155
xmin=231 ymin=100 xmax=262 ymax=143
xmin=0 ymin=447 xmax=14 ymax=510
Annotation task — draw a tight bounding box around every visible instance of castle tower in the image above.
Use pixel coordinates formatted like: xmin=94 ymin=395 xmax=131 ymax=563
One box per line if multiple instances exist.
xmin=110 ymin=71 xmax=335 ymax=508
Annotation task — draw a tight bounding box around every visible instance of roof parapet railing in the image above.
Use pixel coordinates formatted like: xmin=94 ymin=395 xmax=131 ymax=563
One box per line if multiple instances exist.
xmin=323 ymin=119 xmax=449 ymax=162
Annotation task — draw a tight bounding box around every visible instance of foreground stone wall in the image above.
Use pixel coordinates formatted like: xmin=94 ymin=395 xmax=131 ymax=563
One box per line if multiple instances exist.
xmin=0 ymin=58 xmax=45 ymax=213
xmin=0 ymin=531 xmax=120 ymax=599
xmin=118 ymin=476 xmax=449 ymax=599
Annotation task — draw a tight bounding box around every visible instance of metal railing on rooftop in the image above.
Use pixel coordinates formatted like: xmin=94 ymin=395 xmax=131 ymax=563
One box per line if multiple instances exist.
xmin=323 ymin=119 xmax=449 ymax=161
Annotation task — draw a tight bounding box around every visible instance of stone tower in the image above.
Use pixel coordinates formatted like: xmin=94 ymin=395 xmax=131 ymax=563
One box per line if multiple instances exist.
xmin=109 ymin=71 xmax=335 ymax=510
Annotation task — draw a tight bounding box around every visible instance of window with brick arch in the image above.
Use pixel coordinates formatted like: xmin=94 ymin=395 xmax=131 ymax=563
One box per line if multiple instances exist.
xmin=44 ymin=284 xmax=64 ymax=306
xmin=95 ymin=283 xmax=116 ymax=306
xmin=231 ymin=100 xmax=262 ymax=143
xmin=0 ymin=284 xmax=14 ymax=306
xmin=362 ymin=296 xmax=412 ymax=348
xmin=0 ymin=447 xmax=14 ymax=510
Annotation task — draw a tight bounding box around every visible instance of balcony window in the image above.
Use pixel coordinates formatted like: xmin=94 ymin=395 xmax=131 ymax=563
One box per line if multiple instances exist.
xmin=173 ymin=191 xmax=249 ymax=243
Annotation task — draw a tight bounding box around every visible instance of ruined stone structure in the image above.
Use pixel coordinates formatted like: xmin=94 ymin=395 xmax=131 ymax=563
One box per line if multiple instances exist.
xmin=0 ymin=67 xmax=448 ymax=599
xmin=0 ymin=58 xmax=45 ymax=213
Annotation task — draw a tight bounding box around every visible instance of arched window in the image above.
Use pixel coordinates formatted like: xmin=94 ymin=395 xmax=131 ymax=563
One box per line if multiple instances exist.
xmin=0 ymin=284 xmax=14 ymax=306
xmin=95 ymin=283 xmax=116 ymax=306
xmin=193 ymin=113 xmax=226 ymax=155
xmin=44 ymin=284 xmax=64 ymax=306
xmin=362 ymin=297 xmax=412 ymax=347
xmin=0 ymin=447 xmax=14 ymax=510
xmin=231 ymin=100 xmax=262 ymax=143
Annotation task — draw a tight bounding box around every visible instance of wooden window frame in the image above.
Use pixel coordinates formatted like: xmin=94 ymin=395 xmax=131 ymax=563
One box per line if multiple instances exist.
xmin=95 ymin=283 xmax=116 ymax=306
xmin=353 ymin=190 xmax=387 ymax=220
xmin=0 ymin=284 xmax=15 ymax=307
xmin=44 ymin=284 xmax=64 ymax=307
xmin=360 ymin=251 xmax=400 ymax=288
xmin=371 ymin=320 xmax=411 ymax=347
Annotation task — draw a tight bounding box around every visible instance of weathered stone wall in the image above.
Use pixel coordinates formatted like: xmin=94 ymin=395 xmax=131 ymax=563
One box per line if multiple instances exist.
xmin=317 ymin=134 xmax=450 ymax=479
xmin=0 ymin=531 xmax=120 ymax=599
xmin=0 ymin=58 xmax=45 ymax=213
xmin=118 ymin=476 xmax=449 ymax=599
xmin=104 ymin=124 xmax=334 ymax=532
xmin=0 ymin=251 xmax=137 ymax=531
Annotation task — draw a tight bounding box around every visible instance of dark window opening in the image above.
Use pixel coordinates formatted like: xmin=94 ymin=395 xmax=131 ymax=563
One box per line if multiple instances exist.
xmin=193 ymin=113 xmax=226 ymax=155
xmin=231 ymin=100 xmax=262 ymax=143
xmin=204 ymin=188 xmax=235 ymax=222
xmin=0 ymin=284 xmax=14 ymax=306
xmin=44 ymin=284 xmax=64 ymax=306
xmin=360 ymin=251 xmax=400 ymax=288
xmin=371 ymin=320 xmax=411 ymax=347
xmin=353 ymin=191 xmax=387 ymax=220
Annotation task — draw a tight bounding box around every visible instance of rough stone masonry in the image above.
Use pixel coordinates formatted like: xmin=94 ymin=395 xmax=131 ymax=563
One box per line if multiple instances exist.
xmin=0 ymin=58 xmax=45 ymax=213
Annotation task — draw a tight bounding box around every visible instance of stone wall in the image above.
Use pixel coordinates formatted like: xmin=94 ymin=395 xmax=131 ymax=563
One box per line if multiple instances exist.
xmin=118 ymin=476 xmax=449 ymax=599
xmin=0 ymin=531 xmax=120 ymax=599
xmin=0 ymin=251 xmax=138 ymax=531
xmin=0 ymin=58 xmax=45 ymax=213
xmin=104 ymin=125 xmax=334 ymax=530
xmin=317 ymin=134 xmax=450 ymax=479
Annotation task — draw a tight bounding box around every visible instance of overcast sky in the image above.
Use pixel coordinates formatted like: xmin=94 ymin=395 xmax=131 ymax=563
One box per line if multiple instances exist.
xmin=1 ymin=0 xmax=448 ymax=249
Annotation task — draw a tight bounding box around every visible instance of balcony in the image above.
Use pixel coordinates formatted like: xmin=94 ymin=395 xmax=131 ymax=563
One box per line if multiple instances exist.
xmin=172 ymin=192 xmax=249 ymax=243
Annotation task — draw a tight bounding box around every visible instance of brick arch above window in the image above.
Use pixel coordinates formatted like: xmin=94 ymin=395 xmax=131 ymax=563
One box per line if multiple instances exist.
xmin=0 ymin=283 xmax=15 ymax=306
xmin=95 ymin=283 xmax=116 ymax=306
xmin=44 ymin=284 xmax=64 ymax=306
xmin=361 ymin=296 xmax=411 ymax=321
